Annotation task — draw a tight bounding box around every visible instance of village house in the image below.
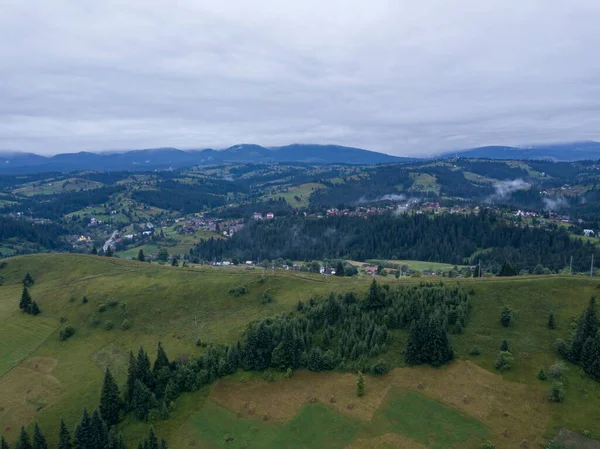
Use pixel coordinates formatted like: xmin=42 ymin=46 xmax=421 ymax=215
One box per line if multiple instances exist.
xmin=584 ymin=229 xmax=595 ymax=237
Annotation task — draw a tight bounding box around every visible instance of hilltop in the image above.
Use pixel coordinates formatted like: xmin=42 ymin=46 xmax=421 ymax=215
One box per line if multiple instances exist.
xmin=0 ymin=254 xmax=599 ymax=448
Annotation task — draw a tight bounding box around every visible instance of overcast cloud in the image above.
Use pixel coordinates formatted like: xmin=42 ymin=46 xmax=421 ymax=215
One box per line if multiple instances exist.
xmin=1 ymin=0 xmax=599 ymax=156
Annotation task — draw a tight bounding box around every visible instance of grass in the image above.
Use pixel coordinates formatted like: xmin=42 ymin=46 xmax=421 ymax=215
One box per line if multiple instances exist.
xmin=0 ymin=254 xmax=599 ymax=448
xmin=0 ymin=315 xmax=58 ymax=375
xmin=409 ymin=173 xmax=440 ymax=194
xmin=12 ymin=178 xmax=103 ymax=196
xmin=264 ymin=182 xmax=326 ymax=209
xmin=357 ymin=259 xmax=465 ymax=272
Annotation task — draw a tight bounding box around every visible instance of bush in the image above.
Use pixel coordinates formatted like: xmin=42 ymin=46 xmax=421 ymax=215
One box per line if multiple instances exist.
xmin=469 ymin=346 xmax=481 ymax=356
xmin=104 ymin=320 xmax=114 ymax=330
xmin=548 ymin=360 xmax=568 ymax=378
xmin=59 ymin=316 xmax=67 ymax=323
xmin=121 ymin=319 xmax=131 ymax=330
xmin=371 ymin=359 xmax=390 ymax=375
xmin=494 ymin=351 xmax=514 ymax=371
xmin=262 ymin=371 xmax=275 ymax=382
xmin=549 ymin=382 xmax=565 ymax=402
xmin=261 ymin=292 xmax=274 ymax=304
xmin=481 ymin=441 xmax=495 ymax=449
xmin=228 ymin=286 xmax=248 ymax=297
xmin=107 ymin=299 xmax=119 ymax=308
xmin=82 ymin=296 xmax=88 ymax=304
xmin=97 ymin=304 xmax=107 ymax=313
xmin=59 ymin=326 xmax=75 ymax=341
xmin=284 ymin=368 xmax=293 ymax=378
xmin=500 ymin=306 xmax=512 ymax=327
xmin=89 ymin=314 xmax=100 ymax=327
xmin=554 ymin=339 xmax=570 ymax=358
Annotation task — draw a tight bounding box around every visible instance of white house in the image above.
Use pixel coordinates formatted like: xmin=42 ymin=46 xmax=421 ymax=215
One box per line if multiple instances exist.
xmin=584 ymin=229 xmax=595 ymax=237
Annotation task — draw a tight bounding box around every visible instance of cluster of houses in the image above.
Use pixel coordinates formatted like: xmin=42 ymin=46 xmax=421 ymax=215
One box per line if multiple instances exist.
xmin=253 ymin=212 xmax=275 ymax=220
xmin=325 ymin=206 xmax=393 ymax=217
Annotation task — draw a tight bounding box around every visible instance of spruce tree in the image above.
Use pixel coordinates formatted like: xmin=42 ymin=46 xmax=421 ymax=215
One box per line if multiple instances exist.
xmin=125 ymin=351 xmax=137 ymax=407
xmin=15 ymin=426 xmax=32 ymax=449
xmin=58 ymin=419 xmax=73 ymax=449
xmin=547 ymin=312 xmax=556 ymax=329
xmin=30 ymin=301 xmax=41 ymax=316
xmin=569 ymin=297 xmax=598 ymax=363
xmin=335 ymin=261 xmax=345 ymax=276
xmin=500 ymin=340 xmax=509 ymax=352
xmin=144 ymin=428 xmax=159 ymax=449
xmin=22 ymin=272 xmax=35 ymax=287
xmin=1 ymin=436 xmax=9 ymax=449
xmin=582 ymin=332 xmax=600 ymax=381
xmin=132 ymin=380 xmax=157 ymax=421
xmin=500 ymin=306 xmax=512 ymax=327
xmin=136 ymin=348 xmax=154 ymax=390
xmin=105 ymin=247 xmax=114 ymax=257
xmin=32 ymin=423 xmax=48 ymax=449
xmin=107 ymin=428 xmax=126 ymax=449
xmin=100 ymin=368 xmax=122 ymax=426
xmin=19 ymin=287 xmax=32 ymax=312
xmin=356 ymin=372 xmax=365 ymax=397
xmin=90 ymin=410 xmax=108 ymax=449
xmin=91 ymin=246 xmax=98 ymax=255
xmin=74 ymin=409 xmax=92 ymax=449
xmin=152 ymin=342 xmax=170 ymax=377
xmin=137 ymin=249 xmax=145 ymax=262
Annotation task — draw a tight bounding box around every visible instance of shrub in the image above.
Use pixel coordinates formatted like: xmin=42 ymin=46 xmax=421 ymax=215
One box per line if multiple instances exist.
xmin=121 ymin=319 xmax=131 ymax=330
xmin=500 ymin=306 xmax=512 ymax=327
xmin=549 ymin=382 xmax=565 ymax=402
xmin=228 ymin=286 xmax=248 ymax=297
xmin=481 ymin=441 xmax=495 ymax=449
xmin=547 ymin=312 xmax=556 ymax=329
xmin=494 ymin=351 xmax=514 ymax=371
xmin=371 ymin=359 xmax=390 ymax=375
xmin=469 ymin=346 xmax=481 ymax=356
xmin=97 ymin=304 xmax=107 ymax=313
xmin=89 ymin=314 xmax=100 ymax=327
xmin=548 ymin=360 xmax=568 ymax=378
xmin=262 ymin=371 xmax=275 ymax=382
xmin=107 ymin=299 xmax=119 ymax=308
xmin=500 ymin=340 xmax=509 ymax=351
xmin=537 ymin=368 xmax=547 ymax=381
xmin=59 ymin=326 xmax=75 ymax=341
xmin=59 ymin=316 xmax=67 ymax=323
xmin=104 ymin=320 xmax=114 ymax=330
xmin=82 ymin=296 xmax=88 ymax=304
xmin=261 ymin=292 xmax=274 ymax=304
xmin=284 ymin=368 xmax=293 ymax=378
xmin=554 ymin=339 xmax=570 ymax=358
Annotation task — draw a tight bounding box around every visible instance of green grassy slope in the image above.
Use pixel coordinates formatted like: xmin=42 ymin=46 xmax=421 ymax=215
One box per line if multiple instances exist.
xmin=0 ymin=254 xmax=598 ymax=447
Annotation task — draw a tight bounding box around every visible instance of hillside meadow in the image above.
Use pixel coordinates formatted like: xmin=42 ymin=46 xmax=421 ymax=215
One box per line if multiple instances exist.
xmin=0 ymin=254 xmax=599 ymax=448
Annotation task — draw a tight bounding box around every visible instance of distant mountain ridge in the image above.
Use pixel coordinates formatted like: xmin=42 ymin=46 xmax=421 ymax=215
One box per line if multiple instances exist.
xmin=449 ymin=141 xmax=600 ymax=161
xmin=0 ymin=144 xmax=407 ymax=173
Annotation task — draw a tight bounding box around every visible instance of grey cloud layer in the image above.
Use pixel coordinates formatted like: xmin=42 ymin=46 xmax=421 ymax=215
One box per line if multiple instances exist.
xmin=1 ymin=0 xmax=599 ymax=155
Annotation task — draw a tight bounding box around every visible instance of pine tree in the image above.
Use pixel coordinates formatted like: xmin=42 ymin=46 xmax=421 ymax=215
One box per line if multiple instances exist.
xmin=500 ymin=340 xmax=509 ymax=351
xmin=74 ymin=409 xmax=92 ymax=449
xmin=105 ymin=247 xmax=114 ymax=257
xmin=125 ymin=351 xmax=137 ymax=407
xmin=22 ymin=272 xmax=35 ymax=287
xmin=569 ymin=297 xmax=598 ymax=363
xmin=136 ymin=348 xmax=154 ymax=390
xmin=107 ymin=428 xmax=126 ymax=449
xmin=356 ymin=372 xmax=365 ymax=397
xmin=32 ymin=423 xmax=48 ymax=449
xmin=90 ymin=409 xmax=108 ymax=449
xmin=1 ymin=436 xmax=9 ymax=449
xmin=547 ymin=312 xmax=556 ymax=329
xmin=91 ymin=246 xmax=98 ymax=255
xmin=137 ymin=249 xmax=145 ymax=262
xmin=19 ymin=286 xmax=32 ymax=312
xmin=58 ymin=419 xmax=73 ymax=449
xmin=30 ymin=301 xmax=41 ymax=316
xmin=335 ymin=261 xmax=345 ymax=276
xmin=144 ymin=428 xmax=159 ymax=449
xmin=100 ymin=368 xmax=122 ymax=426
xmin=152 ymin=342 xmax=170 ymax=376
xmin=15 ymin=426 xmax=32 ymax=449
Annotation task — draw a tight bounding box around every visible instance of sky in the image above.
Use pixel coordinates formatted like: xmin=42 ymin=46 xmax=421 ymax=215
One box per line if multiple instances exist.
xmin=1 ymin=0 xmax=600 ymax=157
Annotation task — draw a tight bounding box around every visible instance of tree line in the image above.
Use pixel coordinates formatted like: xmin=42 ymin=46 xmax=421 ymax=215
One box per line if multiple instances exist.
xmin=193 ymin=210 xmax=597 ymax=273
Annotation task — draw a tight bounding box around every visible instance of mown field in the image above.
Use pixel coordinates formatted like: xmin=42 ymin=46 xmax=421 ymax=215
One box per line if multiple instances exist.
xmin=0 ymin=254 xmax=599 ymax=448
